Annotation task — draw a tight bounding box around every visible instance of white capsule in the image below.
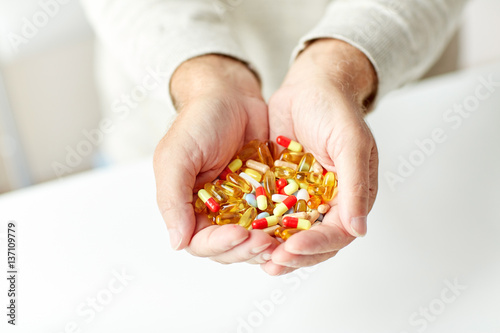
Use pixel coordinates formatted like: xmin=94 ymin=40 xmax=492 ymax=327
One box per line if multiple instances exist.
xmin=239 ymin=172 xmax=262 ymax=191
xmin=272 ymin=194 xmax=289 ymax=202
xmin=296 ymin=188 xmax=310 ymax=201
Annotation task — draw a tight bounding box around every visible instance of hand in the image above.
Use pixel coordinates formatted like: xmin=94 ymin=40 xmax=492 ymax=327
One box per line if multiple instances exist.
xmin=264 ymin=39 xmax=379 ymax=275
xmin=154 ymin=55 xmax=279 ymax=265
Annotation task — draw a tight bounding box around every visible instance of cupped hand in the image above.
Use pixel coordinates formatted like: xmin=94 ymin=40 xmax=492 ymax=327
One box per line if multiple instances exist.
xmin=264 ymin=39 xmax=379 ymax=275
xmin=153 ymin=55 xmax=279 ymax=265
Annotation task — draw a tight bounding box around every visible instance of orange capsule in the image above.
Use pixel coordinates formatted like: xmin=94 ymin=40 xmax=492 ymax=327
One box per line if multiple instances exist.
xmin=257 ymin=142 xmax=274 ymax=168
xmin=219 ymin=159 xmax=243 ymax=180
xmin=227 ymin=173 xmax=252 ymax=193
xmin=307 ymin=195 xmax=322 ymax=209
xmin=274 ymin=196 xmax=297 ymax=216
xmin=282 ymin=216 xmax=311 ymax=230
xmin=276 ymin=136 xmax=303 ymax=152
xmin=204 ymin=183 xmax=228 ymax=203
xmin=255 ymin=187 xmax=268 ymax=210
xmin=252 ymin=216 xmax=280 ymax=229
xmin=198 ymin=189 xmax=220 ymax=213
xmin=265 ymin=140 xmax=280 ymax=160
xmin=263 ymin=170 xmax=277 ymax=200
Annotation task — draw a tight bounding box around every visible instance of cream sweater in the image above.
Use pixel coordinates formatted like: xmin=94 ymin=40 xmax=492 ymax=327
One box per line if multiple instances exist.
xmin=80 ymin=0 xmax=467 ymax=162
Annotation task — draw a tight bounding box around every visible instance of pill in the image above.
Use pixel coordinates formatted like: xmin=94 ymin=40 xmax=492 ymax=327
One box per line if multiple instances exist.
xmin=276 ymin=178 xmax=288 ymax=189
xmin=312 ymin=161 xmax=323 ymax=174
xmin=238 ymin=207 xmax=257 ymax=229
xmin=317 ymin=203 xmax=330 ymax=214
xmin=257 ymin=212 xmax=270 ymax=219
xmin=194 ymin=197 xmax=208 ymax=214
xmin=257 ymin=142 xmax=274 ymax=168
xmin=252 ymin=216 xmax=280 ymax=229
xmin=216 ymin=212 xmax=241 ymax=225
xmin=244 ymin=193 xmax=257 ymax=208
xmin=295 ymin=199 xmax=307 ymax=212
xmin=296 ymin=188 xmax=310 ymax=201
xmin=263 ymin=170 xmax=276 ymax=200
xmin=242 ymin=168 xmax=263 ymax=182
xmin=220 ymin=200 xmax=249 ymax=214
xmin=276 ymin=135 xmax=303 ymax=152
xmin=219 ymin=159 xmax=243 ymax=180
xmin=204 ymin=183 xmax=228 ymax=203
xmin=239 ymin=172 xmax=262 ymax=191
xmin=272 ymin=194 xmax=288 ymax=202
xmin=273 ymin=166 xmax=296 ymax=179
xmin=274 ymin=160 xmax=298 ymax=170
xmin=227 ymin=173 xmax=252 ymax=193
xmin=273 ymin=195 xmax=297 ymax=216
xmin=246 ymin=159 xmax=270 ymax=174
xmin=237 ymin=140 xmax=260 ymax=162
xmin=307 ymin=172 xmax=324 ymax=185
xmin=280 ymin=149 xmax=305 ymax=164
xmin=197 ymin=189 xmax=220 ymax=213
xmin=283 ymin=212 xmax=308 ymax=219
xmin=275 ymin=227 xmax=302 ymax=240
xmin=255 ymin=187 xmax=268 ymax=210
xmin=307 ymin=184 xmax=326 ymax=196
xmin=322 ymin=171 xmax=337 ymax=201
xmin=263 ymin=224 xmax=280 ymax=235
xmin=307 ymin=210 xmax=320 ymax=224
xmin=297 ymin=153 xmax=315 ymax=172
xmin=284 ymin=179 xmax=299 ymax=195
xmin=282 ymin=216 xmax=311 ymax=230
xmin=215 ymin=180 xmax=245 ymax=199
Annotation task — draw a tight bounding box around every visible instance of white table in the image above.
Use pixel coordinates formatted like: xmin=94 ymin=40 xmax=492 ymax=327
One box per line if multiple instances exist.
xmin=1 ymin=63 xmax=499 ymax=333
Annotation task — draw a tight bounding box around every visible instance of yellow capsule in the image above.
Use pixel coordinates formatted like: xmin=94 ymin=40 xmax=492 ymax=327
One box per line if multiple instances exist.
xmin=307 ymin=172 xmax=324 ymax=185
xmin=226 ymin=173 xmax=252 ymax=193
xmin=274 ymin=226 xmax=287 ymax=238
xmin=257 ymin=143 xmax=274 ymax=168
xmin=275 ymin=227 xmax=302 ymax=240
xmin=280 ymin=149 xmax=305 ymax=164
xmin=297 ymin=153 xmax=315 ymax=172
xmin=294 ymin=172 xmax=308 ymax=187
xmin=272 ymin=166 xmax=296 ymax=179
xmin=238 ymin=207 xmax=257 ymax=229
xmin=204 ymin=183 xmax=228 ymax=203
xmin=220 ymin=200 xmax=249 ymax=214
xmin=237 ymin=140 xmax=260 ymax=162
xmin=307 ymin=195 xmax=322 ymax=209
xmin=284 ymin=179 xmax=299 ymax=195
xmin=215 ymin=180 xmax=245 ymax=199
xmin=322 ymin=171 xmax=337 ymax=202
xmin=295 ymin=199 xmax=307 ymax=212
xmin=208 ymin=211 xmax=218 ymax=224
xmin=194 ymin=197 xmax=208 ymax=214
xmin=263 ymin=170 xmax=277 ymax=200
xmin=312 ymin=161 xmax=324 ymax=174
xmin=307 ymin=184 xmax=326 ymax=197
xmin=216 ymin=212 xmax=242 ymax=225
xmin=242 ymin=168 xmax=263 ymax=182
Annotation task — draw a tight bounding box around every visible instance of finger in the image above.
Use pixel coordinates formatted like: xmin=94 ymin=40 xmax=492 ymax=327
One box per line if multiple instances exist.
xmin=260 ymin=261 xmax=297 ymax=276
xmin=272 ymin=248 xmax=339 ymax=268
xmin=330 ymin=123 xmax=373 ymax=237
xmin=210 ymin=230 xmax=278 ymax=264
xmin=187 ymin=224 xmax=249 ymax=257
xmin=153 ymin=127 xmax=200 ymax=251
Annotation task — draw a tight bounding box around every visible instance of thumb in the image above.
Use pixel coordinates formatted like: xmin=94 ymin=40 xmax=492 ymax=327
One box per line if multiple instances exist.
xmin=330 ymin=127 xmax=372 ymax=237
xmin=153 ymin=136 xmax=198 ymax=250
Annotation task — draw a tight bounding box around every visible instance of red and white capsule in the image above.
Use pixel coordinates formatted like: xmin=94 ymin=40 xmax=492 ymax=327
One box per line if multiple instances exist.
xmin=273 ymin=195 xmax=297 ymax=216
xmin=197 ymin=189 xmax=220 ymax=213
xmin=282 ymin=216 xmax=311 ymax=230
xmin=252 ymin=216 xmax=280 ymax=229
xmin=255 ymin=186 xmax=268 ymax=210
xmin=276 ymin=136 xmax=302 ymax=152
xmin=219 ymin=159 xmax=243 ymax=180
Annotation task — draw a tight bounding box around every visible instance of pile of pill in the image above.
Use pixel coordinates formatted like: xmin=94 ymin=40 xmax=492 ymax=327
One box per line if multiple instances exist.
xmin=195 ymin=136 xmax=338 ymax=241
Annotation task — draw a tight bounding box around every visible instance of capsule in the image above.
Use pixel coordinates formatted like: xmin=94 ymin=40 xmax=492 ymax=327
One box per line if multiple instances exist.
xmin=322 ymin=171 xmax=338 ymax=202
xmin=307 ymin=195 xmax=322 ymax=209
xmin=216 ymin=212 xmax=242 ymax=225
xmin=280 ymin=149 xmax=305 ymax=164
xmin=257 ymin=212 xmax=270 ymax=219
xmin=272 ymin=194 xmax=288 ymax=202
xmin=312 ymin=161 xmax=324 ymax=174
xmin=238 ymin=172 xmax=262 ymax=191
xmin=219 ymin=159 xmax=243 ymax=180
xmin=252 ymin=216 xmax=280 ymax=229
xmin=297 ymin=153 xmax=315 ymax=172
xmin=273 ymin=195 xmax=297 ymax=216
xmin=295 ymin=199 xmax=307 ymax=212
xmin=219 ymin=200 xmax=249 ymax=214
xmin=307 ymin=184 xmax=326 ymax=197
xmin=284 ymin=179 xmax=299 ymax=195
xmin=238 ymin=207 xmax=257 ymax=229
xmin=307 ymin=210 xmax=320 ymax=224
xmin=307 ymin=172 xmax=324 ymax=185
xmin=237 ymin=140 xmax=260 ymax=162
xmin=204 ymin=183 xmax=228 ymax=203
xmin=276 ymin=135 xmax=302 ymax=152
xmin=257 ymin=142 xmax=274 ymax=168
xmin=255 ymin=187 xmax=268 ymax=211
xmin=215 ymin=180 xmax=245 ymax=199
xmin=274 ymin=160 xmax=298 ymax=170
xmin=294 ymin=172 xmax=309 ymax=188
xmin=246 ymin=159 xmax=270 ymax=174
xmin=282 ymin=216 xmax=312 ymax=230
xmin=317 ymin=203 xmax=330 ymax=214
xmin=242 ymin=168 xmax=263 ymax=182
xmin=272 ymin=166 xmax=296 ymax=179
xmin=263 ymin=170 xmax=276 ymax=200
xmin=194 ymin=197 xmax=208 ymax=214
xmin=265 ymin=140 xmax=280 ymax=160
xmin=227 ymin=173 xmax=252 ymax=193
xmin=296 ymin=188 xmax=310 ymax=201
xmin=197 ymin=189 xmax=220 ymax=213
xmin=263 ymin=224 xmax=280 ymax=235
xmin=244 ymin=193 xmax=257 ymax=208
xmin=276 ymin=178 xmax=288 ymax=190
xmin=275 ymin=227 xmax=302 ymax=240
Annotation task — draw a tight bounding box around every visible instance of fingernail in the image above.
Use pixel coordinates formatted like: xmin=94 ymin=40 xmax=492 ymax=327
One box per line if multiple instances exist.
xmin=169 ymin=229 xmax=182 ymax=250
xmin=262 ymin=253 xmax=272 ymax=261
xmin=231 ymin=236 xmax=249 ymax=247
xmin=250 ymin=242 xmax=272 ymax=254
xmin=350 ymin=216 xmax=367 ymax=237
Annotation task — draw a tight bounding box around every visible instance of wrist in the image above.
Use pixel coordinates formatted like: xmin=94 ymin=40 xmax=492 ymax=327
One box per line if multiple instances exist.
xmin=287 ymin=39 xmax=378 ymax=109
xmin=170 ymin=54 xmax=262 ymax=109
